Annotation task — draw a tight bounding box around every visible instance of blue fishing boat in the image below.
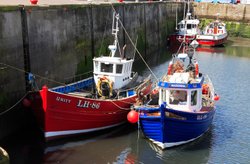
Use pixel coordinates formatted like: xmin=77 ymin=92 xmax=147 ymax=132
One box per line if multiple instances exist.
xmin=134 ymin=40 xmax=219 ymax=149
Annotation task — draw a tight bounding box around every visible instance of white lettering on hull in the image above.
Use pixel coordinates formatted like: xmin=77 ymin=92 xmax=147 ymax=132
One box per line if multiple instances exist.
xmin=76 ymin=100 xmax=100 ymax=109
xmin=56 ymin=96 xmax=71 ymax=103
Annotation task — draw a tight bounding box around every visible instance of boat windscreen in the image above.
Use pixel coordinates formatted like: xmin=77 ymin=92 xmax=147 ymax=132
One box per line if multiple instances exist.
xmin=101 ymin=63 xmax=113 ymax=73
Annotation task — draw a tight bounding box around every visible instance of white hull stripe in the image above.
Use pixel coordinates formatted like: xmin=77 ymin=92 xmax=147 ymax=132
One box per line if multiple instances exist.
xmin=45 ymin=122 xmax=125 ymax=138
xmin=149 ymin=133 xmax=205 ymax=149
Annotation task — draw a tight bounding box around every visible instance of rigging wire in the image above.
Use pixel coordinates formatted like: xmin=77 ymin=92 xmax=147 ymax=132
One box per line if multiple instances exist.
xmin=0 ymin=62 xmax=66 ymax=86
xmin=133 ymin=35 xmax=138 ymax=60
xmin=0 ymin=91 xmax=30 ymax=116
xmin=0 ymin=62 xmax=92 ymax=87
xmin=110 ymin=4 xmax=158 ymax=82
xmin=98 ymin=14 xmax=109 ymax=57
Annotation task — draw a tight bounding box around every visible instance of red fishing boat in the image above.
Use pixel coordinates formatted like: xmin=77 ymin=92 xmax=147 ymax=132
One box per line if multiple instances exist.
xmin=28 ymin=12 xmax=152 ymax=141
xmin=196 ymin=20 xmax=228 ymax=46
xmin=168 ymin=1 xmax=200 ymax=47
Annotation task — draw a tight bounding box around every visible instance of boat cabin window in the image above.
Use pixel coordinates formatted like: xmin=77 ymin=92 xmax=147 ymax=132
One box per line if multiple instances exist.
xmin=191 ymin=90 xmax=197 ymax=106
xmin=187 ymin=24 xmax=192 ymax=29
xmin=178 ymin=24 xmax=184 ymax=29
xmin=169 ymin=90 xmax=187 ymax=105
xmin=162 ymin=89 xmax=166 ymax=102
xmin=101 ymin=63 xmax=113 ymax=73
xmin=116 ymin=64 xmax=123 ymax=74
xmin=94 ymin=61 xmax=99 ymax=71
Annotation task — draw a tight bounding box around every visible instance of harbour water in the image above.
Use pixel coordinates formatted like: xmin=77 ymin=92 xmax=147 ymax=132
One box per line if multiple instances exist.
xmin=0 ymin=37 xmax=250 ymax=163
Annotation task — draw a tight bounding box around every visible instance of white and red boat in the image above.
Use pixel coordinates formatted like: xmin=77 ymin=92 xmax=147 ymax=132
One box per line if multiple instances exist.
xmin=196 ymin=20 xmax=228 ymax=46
xmin=28 ymin=12 xmax=152 ymax=141
xmin=168 ymin=1 xmax=200 ymax=47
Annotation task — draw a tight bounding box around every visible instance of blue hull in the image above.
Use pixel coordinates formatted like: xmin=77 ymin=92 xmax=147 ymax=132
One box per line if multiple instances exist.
xmin=139 ymin=105 xmax=215 ymax=149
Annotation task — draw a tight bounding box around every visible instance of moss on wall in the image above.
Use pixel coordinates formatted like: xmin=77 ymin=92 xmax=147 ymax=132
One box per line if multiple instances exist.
xmin=226 ymin=22 xmax=250 ymax=38
xmin=95 ymin=37 xmax=113 ymax=57
xmin=75 ymin=55 xmax=93 ymax=81
xmin=0 ymin=6 xmax=19 ymax=12
xmin=136 ymin=28 xmax=146 ymax=56
xmin=162 ymin=19 xmax=176 ymax=38
xmin=75 ymin=39 xmax=91 ymax=53
xmin=0 ymin=93 xmax=9 ymax=113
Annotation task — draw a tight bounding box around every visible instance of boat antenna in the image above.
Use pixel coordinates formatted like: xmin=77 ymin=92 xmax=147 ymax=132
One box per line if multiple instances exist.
xmin=187 ymin=0 xmax=190 ymax=19
xmin=216 ymin=12 xmax=220 ymax=21
xmin=110 ymin=4 xmax=158 ymax=81
xmin=98 ymin=16 xmax=109 ymax=57
xmin=175 ymin=6 xmax=178 ymax=30
xmin=183 ymin=1 xmax=186 ymax=20
xmin=108 ymin=12 xmax=119 ymax=57
xmin=133 ymin=35 xmax=138 ymax=60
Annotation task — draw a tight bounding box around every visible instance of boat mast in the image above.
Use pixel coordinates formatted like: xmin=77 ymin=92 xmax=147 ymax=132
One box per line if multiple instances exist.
xmin=183 ymin=1 xmax=188 ymax=53
xmin=175 ymin=6 xmax=178 ymax=30
xmin=109 ymin=12 xmax=119 ymax=57
xmin=186 ymin=0 xmax=190 ymax=20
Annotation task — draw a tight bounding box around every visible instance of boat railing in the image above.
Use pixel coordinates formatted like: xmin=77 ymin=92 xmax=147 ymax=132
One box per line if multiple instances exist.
xmin=64 ymin=71 xmax=93 ymax=84
xmin=204 ymin=74 xmax=215 ymax=99
xmin=114 ymin=74 xmax=151 ymax=99
xmin=51 ymin=77 xmax=94 ymax=94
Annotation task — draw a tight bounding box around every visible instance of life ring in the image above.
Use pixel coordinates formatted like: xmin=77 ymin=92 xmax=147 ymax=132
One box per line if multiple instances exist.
xmin=96 ymin=76 xmax=113 ymax=97
xmin=218 ymin=30 xmax=223 ymax=34
xmin=167 ymin=62 xmax=173 ymax=75
xmin=195 ymin=63 xmax=199 ymax=77
xmin=202 ymin=84 xmax=209 ymax=94
xmin=207 ymin=29 xmax=213 ymax=34
xmin=173 ymin=60 xmax=184 ymax=73
xmin=151 ymin=88 xmax=159 ymax=95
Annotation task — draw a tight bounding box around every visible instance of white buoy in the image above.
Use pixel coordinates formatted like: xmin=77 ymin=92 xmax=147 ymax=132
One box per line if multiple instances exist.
xmin=0 ymin=147 xmax=9 ymax=164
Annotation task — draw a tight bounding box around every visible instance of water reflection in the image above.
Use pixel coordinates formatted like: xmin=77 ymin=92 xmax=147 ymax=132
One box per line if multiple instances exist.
xmin=2 ymin=37 xmax=250 ymax=163
xmin=133 ymin=128 xmax=213 ymax=164
xmin=225 ymin=37 xmax=250 ymax=58
xmin=0 ymin=125 xmax=44 ymax=164
xmin=43 ymin=124 xmax=138 ymax=164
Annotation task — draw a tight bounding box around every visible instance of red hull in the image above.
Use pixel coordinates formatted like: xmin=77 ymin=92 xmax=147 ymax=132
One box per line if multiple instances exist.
xmin=196 ymin=36 xmax=227 ymax=46
xmin=30 ymin=82 xmax=152 ymax=141
xmin=168 ymin=34 xmax=196 ymax=47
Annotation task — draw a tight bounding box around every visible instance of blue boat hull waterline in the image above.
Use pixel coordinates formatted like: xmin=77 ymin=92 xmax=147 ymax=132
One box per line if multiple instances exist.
xmin=138 ymin=104 xmax=215 ymax=148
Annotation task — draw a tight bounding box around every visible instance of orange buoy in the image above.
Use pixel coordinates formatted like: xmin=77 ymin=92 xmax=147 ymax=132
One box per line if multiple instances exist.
xmin=30 ymin=0 xmax=38 ymax=5
xmin=214 ymin=95 xmax=220 ymax=101
xmin=22 ymin=98 xmax=31 ymax=107
xmin=151 ymin=88 xmax=159 ymax=95
xmin=167 ymin=62 xmax=173 ymax=75
xmin=195 ymin=62 xmax=199 ymax=77
xmin=127 ymin=110 xmax=139 ymax=124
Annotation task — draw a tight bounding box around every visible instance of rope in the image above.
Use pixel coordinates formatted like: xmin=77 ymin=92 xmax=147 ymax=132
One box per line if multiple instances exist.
xmin=0 ymin=63 xmax=93 ymax=91
xmin=0 ymin=62 xmax=66 ymax=86
xmin=109 ymin=100 xmax=132 ymax=111
xmin=110 ymin=4 xmax=158 ymax=82
xmin=0 ymin=91 xmax=30 ymax=116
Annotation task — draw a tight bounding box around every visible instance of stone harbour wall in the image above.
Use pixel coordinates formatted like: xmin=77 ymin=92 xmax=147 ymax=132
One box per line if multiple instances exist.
xmin=0 ymin=1 xmax=182 ymax=140
xmin=192 ymin=2 xmax=250 ymax=22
